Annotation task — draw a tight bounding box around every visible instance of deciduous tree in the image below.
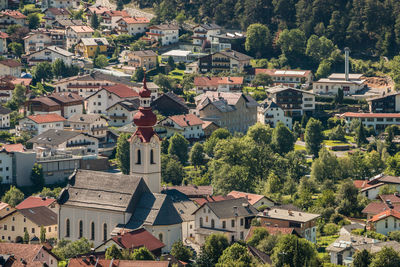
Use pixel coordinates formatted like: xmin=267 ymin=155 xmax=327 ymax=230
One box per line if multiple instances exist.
xmin=116 ymin=133 xmax=131 ymax=174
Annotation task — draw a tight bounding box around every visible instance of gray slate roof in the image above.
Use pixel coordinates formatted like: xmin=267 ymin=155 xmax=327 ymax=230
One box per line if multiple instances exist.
xmin=107 ymin=99 xmax=140 ymax=112
xmin=68 ymin=114 xmax=104 ymax=124
xmin=163 ymin=189 xmax=198 ymax=222
xmin=19 ymin=206 xmax=57 ymax=226
xmin=197 ymin=197 xmax=258 ymax=219
xmin=28 ymin=129 xmax=82 ymax=146
xmin=0 ymin=105 xmax=11 ymax=115
xmin=217 ymin=50 xmax=253 ymax=61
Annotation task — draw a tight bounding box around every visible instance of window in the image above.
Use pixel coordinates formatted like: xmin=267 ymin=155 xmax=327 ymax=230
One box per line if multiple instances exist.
xmin=159 ymin=233 xmax=163 ymax=242
xmin=66 ymin=219 xmax=70 ymax=237
xmin=222 ymin=221 xmax=226 ymax=229
xmin=11 ymin=226 xmax=14 ymax=231
xmin=240 ymin=218 xmax=244 ymax=226
xmin=206 ymin=216 xmax=208 ymax=223
xmin=79 ymin=220 xmax=83 ymax=238
xmin=103 ymin=224 xmax=107 ymax=241
xmin=240 ymin=231 xmax=244 ymax=239
xmin=385 ymin=219 xmax=388 ymax=228
xmin=150 ymin=149 xmax=155 ymax=164
xmin=136 ymin=150 xmax=141 ymax=164
xmin=211 ymin=219 xmax=215 ymax=228
xmin=200 ymin=217 xmax=203 ymax=227
xmin=91 ymin=222 xmax=95 ymax=240
xmin=231 ymin=220 xmax=235 ymax=227
xmin=32 ymin=228 xmax=35 ymax=234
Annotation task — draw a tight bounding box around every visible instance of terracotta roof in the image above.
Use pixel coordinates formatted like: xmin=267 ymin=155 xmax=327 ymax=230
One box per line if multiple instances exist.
xmin=342 ymin=112 xmax=400 ymax=118
xmin=109 ymin=228 xmax=165 ymax=252
xmin=102 ymin=84 xmax=139 ymax=98
xmin=11 ymin=77 xmax=31 ymax=86
xmin=0 ymin=243 xmax=52 ymax=267
xmin=27 ymin=113 xmax=66 ymax=124
xmin=190 ymin=195 xmax=234 ymax=206
xmin=104 ymin=10 xmax=130 ymax=17
xmin=1 ymin=10 xmax=27 ymax=19
xmin=379 ymin=194 xmax=400 ymax=203
xmin=16 ymin=196 xmax=56 ymax=210
xmin=354 ymin=180 xmax=369 ymax=189
xmin=165 ymin=185 xmax=213 ymax=197
xmin=68 ymin=258 xmax=169 ymax=267
xmin=0 ymin=31 xmax=9 ymax=39
xmin=28 ymin=96 xmax=59 ymax=107
xmin=194 ymin=76 xmax=243 ymax=87
xmin=167 ymin=114 xmax=204 ymax=127
xmin=228 ymin=190 xmax=273 ymax=205
xmin=0 ymin=59 xmax=22 ymax=68
xmin=0 ymin=201 xmax=10 ymax=210
xmin=87 ymin=5 xmax=110 ymax=14
xmin=68 ymin=25 xmax=94 ymax=33
xmin=120 ymin=17 xmax=150 ymax=24
xmin=48 ymin=92 xmax=83 ymax=104
xmin=1 ymin=143 xmax=25 ymax=153
xmin=369 ymin=209 xmax=400 ymax=222
xmin=45 ymin=7 xmax=71 ymax=16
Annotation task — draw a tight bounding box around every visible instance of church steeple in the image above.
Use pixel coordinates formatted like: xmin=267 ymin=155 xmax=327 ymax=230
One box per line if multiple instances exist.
xmin=130 ymin=73 xmax=161 ymax=193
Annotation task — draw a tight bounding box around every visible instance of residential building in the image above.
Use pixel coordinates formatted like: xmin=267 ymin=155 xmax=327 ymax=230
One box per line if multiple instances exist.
xmin=43 ymin=8 xmax=71 ymax=26
xmin=0 ymin=31 xmax=8 ymax=54
xmin=151 ymin=92 xmax=189 ymax=116
xmin=193 ymin=198 xmax=258 ymax=244
xmin=202 ymin=121 xmax=220 ymax=137
xmin=198 ymin=49 xmax=253 ymax=73
xmin=340 ymin=112 xmax=400 ymax=132
xmin=257 ymin=100 xmax=293 ymax=129
xmin=42 ymin=0 xmax=80 ymax=9
xmin=68 ymin=258 xmax=169 ymax=267
xmin=192 ymin=23 xmax=222 ymax=46
xmin=16 ymin=196 xmax=57 ymax=211
xmin=367 ymin=92 xmax=400 ymax=113
xmin=0 ymin=206 xmax=58 ymax=243
xmin=194 ymin=91 xmax=258 ymax=133
xmin=26 ymin=46 xmax=74 ymax=66
xmin=47 ymin=92 xmax=84 ymax=118
xmin=85 ymin=5 xmax=110 ymax=21
xmin=145 ymin=24 xmax=179 ymax=46
xmin=94 ymin=228 xmax=165 ymax=256
xmin=68 ymin=114 xmax=108 ymax=140
xmin=258 ymin=208 xmax=320 ymax=243
xmin=160 ymin=114 xmax=204 ymax=139
xmin=101 ymin=10 xmax=130 ymax=30
xmin=362 ymin=194 xmax=400 ymax=220
xmin=0 ymin=144 xmax=25 ymax=184
xmin=185 ymin=62 xmax=198 ymax=74
xmin=0 ymin=10 xmax=26 ymax=30
xmin=85 ymin=84 xmax=139 ymax=114
xmin=0 ymin=202 xmax=14 ymax=218
xmin=209 ymin=31 xmax=246 ymax=53
xmin=313 ymin=73 xmax=366 ymax=95
xmin=0 ymin=76 xmax=31 ymax=102
xmin=0 ymin=105 xmax=11 ymax=128
xmin=194 ymin=76 xmax=244 ymax=93
xmin=106 ymin=99 xmax=139 ymax=127
xmin=23 ymin=28 xmax=65 ymax=54
xmin=17 ymin=113 xmax=66 ymax=136
xmin=0 ymin=59 xmax=22 ymax=77
xmin=255 ymin=69 xmax=313 ymax=88
xmin=116 ymin=17 xmax=150 ymax=36
xmin=28 ymin=129 xmax=99 ymax=156
xmin=75 ymin=38 xmax=109 ymax=58
xmin=227 ymin=191 xmax=275 ymax=209
xmin=266 ymin=86 xmax=315 ymax=117
xmin=368 ymin=209 xmax=400 ymax=236
xmin=0 ymin=243 xmax=58 ymax=267
xmin=66 ymin=26 xmax=94 ymax=50
xmin=354 ymin=174 xmax=400 ymax=199
xmin=51 ymin=19 xmax=84 ymax=29
xmin=161 ymin=50 xmax=193 ymax=63
xmin=121 ymin=50 xmax=158 ymax=70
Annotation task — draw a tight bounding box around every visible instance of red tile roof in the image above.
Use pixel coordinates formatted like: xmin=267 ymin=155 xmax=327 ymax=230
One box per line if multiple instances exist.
xmin=1 ymin=143 xmax=25 ymax=153
xmin=68 ymin=258 xmax=169 ymax=267
xmin=110 ymin=228 xmax=165 ymax=252
xmin=342 ymin=112 xmax=400 ymax=118
xmin=354 ymin=180 xmax=369 ymax=189
xmin=168 ymin=114 xmax=204 ymax=127
xmin=194 ymin=76 xmax=243 ymax=87
xmin=87 ymin=5 xmax=110 ymax=15
xmin=0 ymin=31 xmax=9 ymax=39
xmin=1 ymin=10 xmax=27 ymax=19
xmin=0 ymin=243 xmax=52 ymax=267
xmin=228 ymin=191 xmax=271 ymax=205
xmin=16 ymin=196 xmax=56 ymax=210
xmin=68 ymin=25 xmax=94 ymax=33
xmin=27 ymin=113 xmax=66 ymax=124
xmin=104 ymin=10 xmax=130 ymax=17
xmin=45 ymin=7 xmax=71 ymax=16
xmin=190 ymin=195 xmax=234 ymax=206
xmin=120 ymin=17 xmax=150 ymax=24
xmin=369 ymin=209 xmax=400 ymax=222
xmin=103 ymin=84 xmax=139 ymax=98
xmin=379 ymin=194 xmax=400 ymax=203
xmin=0 ymin=59 xmax=22 ymax=68
xmin=11 ymin=77 xmax=32 ymax=86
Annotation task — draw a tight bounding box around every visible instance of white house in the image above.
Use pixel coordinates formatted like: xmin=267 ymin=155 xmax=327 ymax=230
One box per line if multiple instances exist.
xmin=145 ymin=24 xmax=179 ymax=46
xmin=101 ymin=10 xmax=130 ymax=30
xmin=355 ymin=174 xmax=400 ymax=200
xmin=0 ymin=59 xmax=22 ymax=77
xmin=66 ymin=25 xmax=94 ymax=49
xmin=0 ymin=144 xmax=25 ymax=184
xmin=0 ymin=105 xmax=11 ymax=128
xmin=0 ymin=10 xmax=26 ymax=30
xmin=194 ymin=76 xmax=243 ymax=93
xmin=368 ymin=209 xmax=400 ymax=236
xmin=42 ymin=0 xmax=80 ymax=9
xmin=227 ymin=191 xmax=275 ymax=209
xmin=255 ymin=69 xmax=313 ymax=88
xmin=67 ymin=114 xmax=108 ymax=140
xmin=26 ymin=46 xmax=74 ymax=66
xmin=0 ymin=31 xmax=8 ymax=54
xmin=161 ymin=50 xmax=192 ymax=63
xmin=159 ymin=114 xmax=204 ymax=139
xmin=192 ymin=23 xmax=221 ymax=46
xmin=340 ymin=112 xmax=400 ymax=132
xmin=313 ymin=73 xmax=366 ymax=95
xmin=18 ymin=113 xmax=66 ymax=136
xmin=257 ymin=100 xmax=293 ymax=129
xmin=23 ymin=30 xmax=53 ymax=54
xmin=106 ymin=99 xmax=139 ymax=127
xmin=116 ymin=17 xmax=150 ymax=36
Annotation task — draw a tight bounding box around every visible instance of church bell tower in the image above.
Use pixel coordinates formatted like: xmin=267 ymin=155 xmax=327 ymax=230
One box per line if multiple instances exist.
xmin=130 ymin=74 xmax=161 ymax=193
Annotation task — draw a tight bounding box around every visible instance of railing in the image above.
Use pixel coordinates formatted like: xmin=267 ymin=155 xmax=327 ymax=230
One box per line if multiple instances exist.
xmin=36 ymin=154 xmax=73 ymax=161
xmin=66 ymin=141 xmax=93 ymax=147
xmin=91 ymin=126 xmax=108 ymax=131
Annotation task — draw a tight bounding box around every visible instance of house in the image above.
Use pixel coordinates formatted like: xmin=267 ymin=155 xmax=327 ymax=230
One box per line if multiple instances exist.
xmin=0 ymin=10 xmax=26 ymax=30
xmin=313 ymin=73 xmax=366 ymax=95
xmin=258 ymin=208 xmax=320 ymax=243
xmin=67 ymin=114 xmax=108 ymax=140
xmin=26 ymin=46 xmax=74 ymax=66
xmin=101 ymin=10 xmax=130 ymax=30
xmin=194 ymin=76 xmax=244 ymax=93
xmin=227 ymin=191 xmax=275 ymax=209
xmin=85 ymin=5 xmax=110 ymax=21
xmin=198 ymin=49 xmax=253 ymax=73
xmin=367 ymin=92 xmax=400 ymax=113
xmin=368 ymin=209 xmax=400 ymax=236
xmin=117 ymin=16 xmax=150 ymax=36
xmin=106 ymin=99 xmax=140 ymax=127
xmin=145 ymin=24 xmax=179 ymax=46
xmin=0 ymin=31 xmax=8 ymax=54
xmin=255 ymin=69 xmax=313 ymax=88
xmin=0 ymin=76 xmax=31 ymax=102
xmin=95 ymin=228 xmax=165 ymax=256
xmin=0 ymin=59 xmax=22 ymax=77
xmin=355 ymin=174 xmax=400 ymax=199
xmin=23 ymin=28 xmax=65 ymax=53
xmin=28 ymin=129 xmax=99 ymax=157
xmin=266 ymin=86 xmax=315 ymax=118
xmin=75 ymin=38 xmax=109 ymax=58
xmin=193 ymin=198 xmax=258 ymax=244
xmin=0 ymin=206 xmax=58 ymax=243
xmin=257 ymin=100 xmax=293 ymax=129
xmin=16 ymin=196 xmax=57 ymax=211
xmin=159 ymin=114 xmax=204 ymax=139
xmin=0 ymin=202 xmax=15 ymax=218
xmin=42 ymin=0 xmax=80 ymax=9
xmin=202 ymin=121 xmax=220 ymax=137
xmin=0 ymin=243 xmax=58 ymax=267
xmin=209 ymin=31 xmax=246 ymax=53
xmin=161 ymin=50 xmax=193 ymax=63
xmin=68 ymin=258 xmax=169 ymax=267
xmin=86 ymin=84 xmax=139 ymax=115
xmin=194 ymin=92 xmax=258 ymax=133
xmin=162 ymin=185 xmax=213 ymax=199
xmin=151 ymin=92 xmax=189 ymax=116
xmin=43 ymin=8 xmax=71 ymax=26
xmin=52 ymin=19 xmax=84 ymax=29
xmin=185 ymin=62 xmax=198 ymax=74
xmin=0 ymin=144 xmax=25 ymax=184
xmin=18 ymin=113 xmax=66 ymax=136
xmin=66 ymin=26 xmax=94 ymax=49
xmin=121 ymin=50 xmax=158 ymax=70
xmin=340 ymin=112 xmax=400 ymax=132
xmin=47 ymin=92 xmax=84 ymax=118
xmin=362 ymin=194 xmax=400 ymax=220
xmin=192 ymin=23 xmax=222 ymax=46
xmin=0 ymin=105 xmax=11 ymax=128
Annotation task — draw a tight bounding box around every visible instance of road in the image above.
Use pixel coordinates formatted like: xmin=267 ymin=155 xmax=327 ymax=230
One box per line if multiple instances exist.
xmin=96 ymin=0 xmax=155 ymax=19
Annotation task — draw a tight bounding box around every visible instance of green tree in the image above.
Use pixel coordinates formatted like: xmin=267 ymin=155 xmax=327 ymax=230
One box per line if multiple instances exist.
xmin=1 ymin=186 xmax=24 ymax=207
xmin=11 ymin=84 xmax=26 ymax=107
xmin=386 ymin=152 xmax=400 ymax=176
xmin=315 ymin=59 xmax=332 ymax=79
xmin=94 ymin=55 xmax=109 ymax=68
xmin=353 ymin=249 xmax=372 ymax=267
xmin=271 ymin=122 xmax=295 ymax=154
xmin=277 ymin=28 xmax=306 ymax=64
xmin=271 ymin=235 xmax=317 ymax=267
xmin=51 ymin=238 xmax=91 ymax=261
xmin=311 ymin=148 xmax=341 ymax=182
xmin=130 ymin=247 xmax=155 ymax=260
xmin=32 ymin=62 xmax=53 ymax=82
xmin=246 ymin=123 xmax=272 ymax=145
xmin=189 ymin=142 xmax=205 ymax=167
xmin=105 ymin=244 xmax=122 ymax=259
xmin=370 ymin=247 xmax=400 ymax=267
xmin=203 ymin=233 xmax=229 ymax=265
xmin=203 ymin=128 xmax=232 ymax=157
xmin=168 ymin=133 xmax=189 ymax=164
xmin=323 ymin=223 xmax=339 ymax=235
xmin=245 ymin=23 xmax=272 ymax=58
xmin=116 ymin=133 xmax=131 ymax=174
xmin=246 ymin=227 xmax=269 ymax=247
xmin=379 ymin=185 xmax=398 ymax=195
xmin=216 ymin=243 xmax=252 ymax=267
xmin=31 ymin=163 xmax=44 ymax=188
xmin=91 ymin=13 xmax=99 ymax=29
xmin=176 ymin=11 xmax=186 ymax=25
xmin=130 ymin=40 xmax=147 ymax=51
xmin=328 ymin=125 xmax=345 ymax=141
xmin=8 ymin=42 xmax=23 ymax=57
xmin=171 ymin=240 xmax=192 ymax=262
xmin=40 ymin=225 xmax=46 ymax=243
xmin=52 ymin=59 xmax=66 ymax=78
xmin=153 ymin=74 xmax=174 ymax=92
xmin=335 ymin=88 xmax=344 ymax=104
xmin=161 ymin=154 xmax=185 ymax=185
xmin=38 ymin=187 xmax=62 ymax=198
xmin=336 ymin=179 xmax=360 ymax=216
xmin=23 ymin=229 xmax=29 ymax=244
xmin=305 ymin=118 xmax=324 ymax=158
xmin=252 ymin=73 xmax=273 ymax=88
xmin=27 ymin=13 xmax=40 ymax=29
xmin=167 ymin=56 xmax=175 ymax=69
xmin=356 ymin=121 xmax=368 ymax=147
xmin=116 ymin=0 xmax=123 ymax=10
xmin=133 ymin=67 xmax=145 ymax=82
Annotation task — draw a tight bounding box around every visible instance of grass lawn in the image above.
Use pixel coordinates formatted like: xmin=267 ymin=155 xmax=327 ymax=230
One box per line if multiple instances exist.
xmin=295 ymin=143 xmax=306 ymax=151
xmin=168 ymin=68 xmax=185 ymax=81
xmin=323 ymin=140 xmax=350 ymax=147
xmin=317 ymin=234 xmax=339 ymax=259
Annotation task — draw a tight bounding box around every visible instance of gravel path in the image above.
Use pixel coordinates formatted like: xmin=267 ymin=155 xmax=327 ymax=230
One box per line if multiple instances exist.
xmin=96 ymin=0 xmax=155 ymax=19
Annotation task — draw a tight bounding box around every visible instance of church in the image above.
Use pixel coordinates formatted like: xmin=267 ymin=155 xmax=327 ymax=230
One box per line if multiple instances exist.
xmin=57 ymin=77 xmax=183 ymax=251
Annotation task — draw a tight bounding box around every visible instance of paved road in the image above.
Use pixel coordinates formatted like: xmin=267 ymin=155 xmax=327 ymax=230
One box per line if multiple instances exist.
xmin=96 ymin=0 xmax=155 ymax=19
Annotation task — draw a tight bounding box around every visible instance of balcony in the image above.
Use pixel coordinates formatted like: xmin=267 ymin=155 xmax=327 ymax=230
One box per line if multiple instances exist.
xmin=91 ymin=126 xmax=108 ymax=131
xmin=213 ymin=58 xmax=230 ymax=62
xmin=212 ymin=65 xmax=230 ymax=68
xmin=66 ymin=141 xmax=93 ymax=147
xmin=109 ymin=115 xmax=127 ymax=120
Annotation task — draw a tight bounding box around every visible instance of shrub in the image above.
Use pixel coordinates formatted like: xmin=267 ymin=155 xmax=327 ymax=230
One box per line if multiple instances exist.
xmin=389 ymin=231 xmax=400 ymax=242
xmin=323 ymin=223 xmax=339 ymax=235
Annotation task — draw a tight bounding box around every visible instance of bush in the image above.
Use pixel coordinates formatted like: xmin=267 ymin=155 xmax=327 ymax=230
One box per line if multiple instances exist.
xmin=389 ymin=231 xmax=400 ymax=242
xmin=323 ymin=223 xmax=339 ymax=235
xmin=257 ymin=204 xmax=269 ymax=212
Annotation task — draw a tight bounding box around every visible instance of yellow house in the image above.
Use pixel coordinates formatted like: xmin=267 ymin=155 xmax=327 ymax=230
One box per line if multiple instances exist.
xmin=0 ymin=201 xmax=15 ymax=218
xmin=0 ymin=206 xmax=58 ymax=243
xmin=75 ymin=37 xmax=109 ymax=58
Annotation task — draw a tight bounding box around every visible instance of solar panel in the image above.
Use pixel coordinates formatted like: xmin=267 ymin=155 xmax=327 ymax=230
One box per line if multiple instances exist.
xmin=286 ymin=71 xmax=306 ymax=75
xmin=340 ymin=243 xmax=347 ymax=248
xmin=333 ymin=243 xmax=340 ymax=247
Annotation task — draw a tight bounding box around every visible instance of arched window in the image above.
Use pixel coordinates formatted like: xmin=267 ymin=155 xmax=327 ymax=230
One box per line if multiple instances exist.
xmin=91 ymin=222 xmax=95 ymax=240
xmin=158 ymin=233 xmax=163 ymax=242
xmin=150 ymin=149 xmax=155 ymax=164
xmin=211 ymin=219 xmax=215 ymax=228
xmin=136 ymin=149 xmax=141 ymax=164
xmin=66 ymin=219 xmax=70 ymax=237
xmin=79 ymin=220 xmax=83 ymax=238
xmin=103 ymin=224 xmax=107 ymax=241
xmin=200 ymin=217 xmax=203 ymax=227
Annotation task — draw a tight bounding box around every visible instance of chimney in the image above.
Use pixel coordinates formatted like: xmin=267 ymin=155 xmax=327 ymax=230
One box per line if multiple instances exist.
xmin=344 ymin=47 xmax=350 ymax=81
